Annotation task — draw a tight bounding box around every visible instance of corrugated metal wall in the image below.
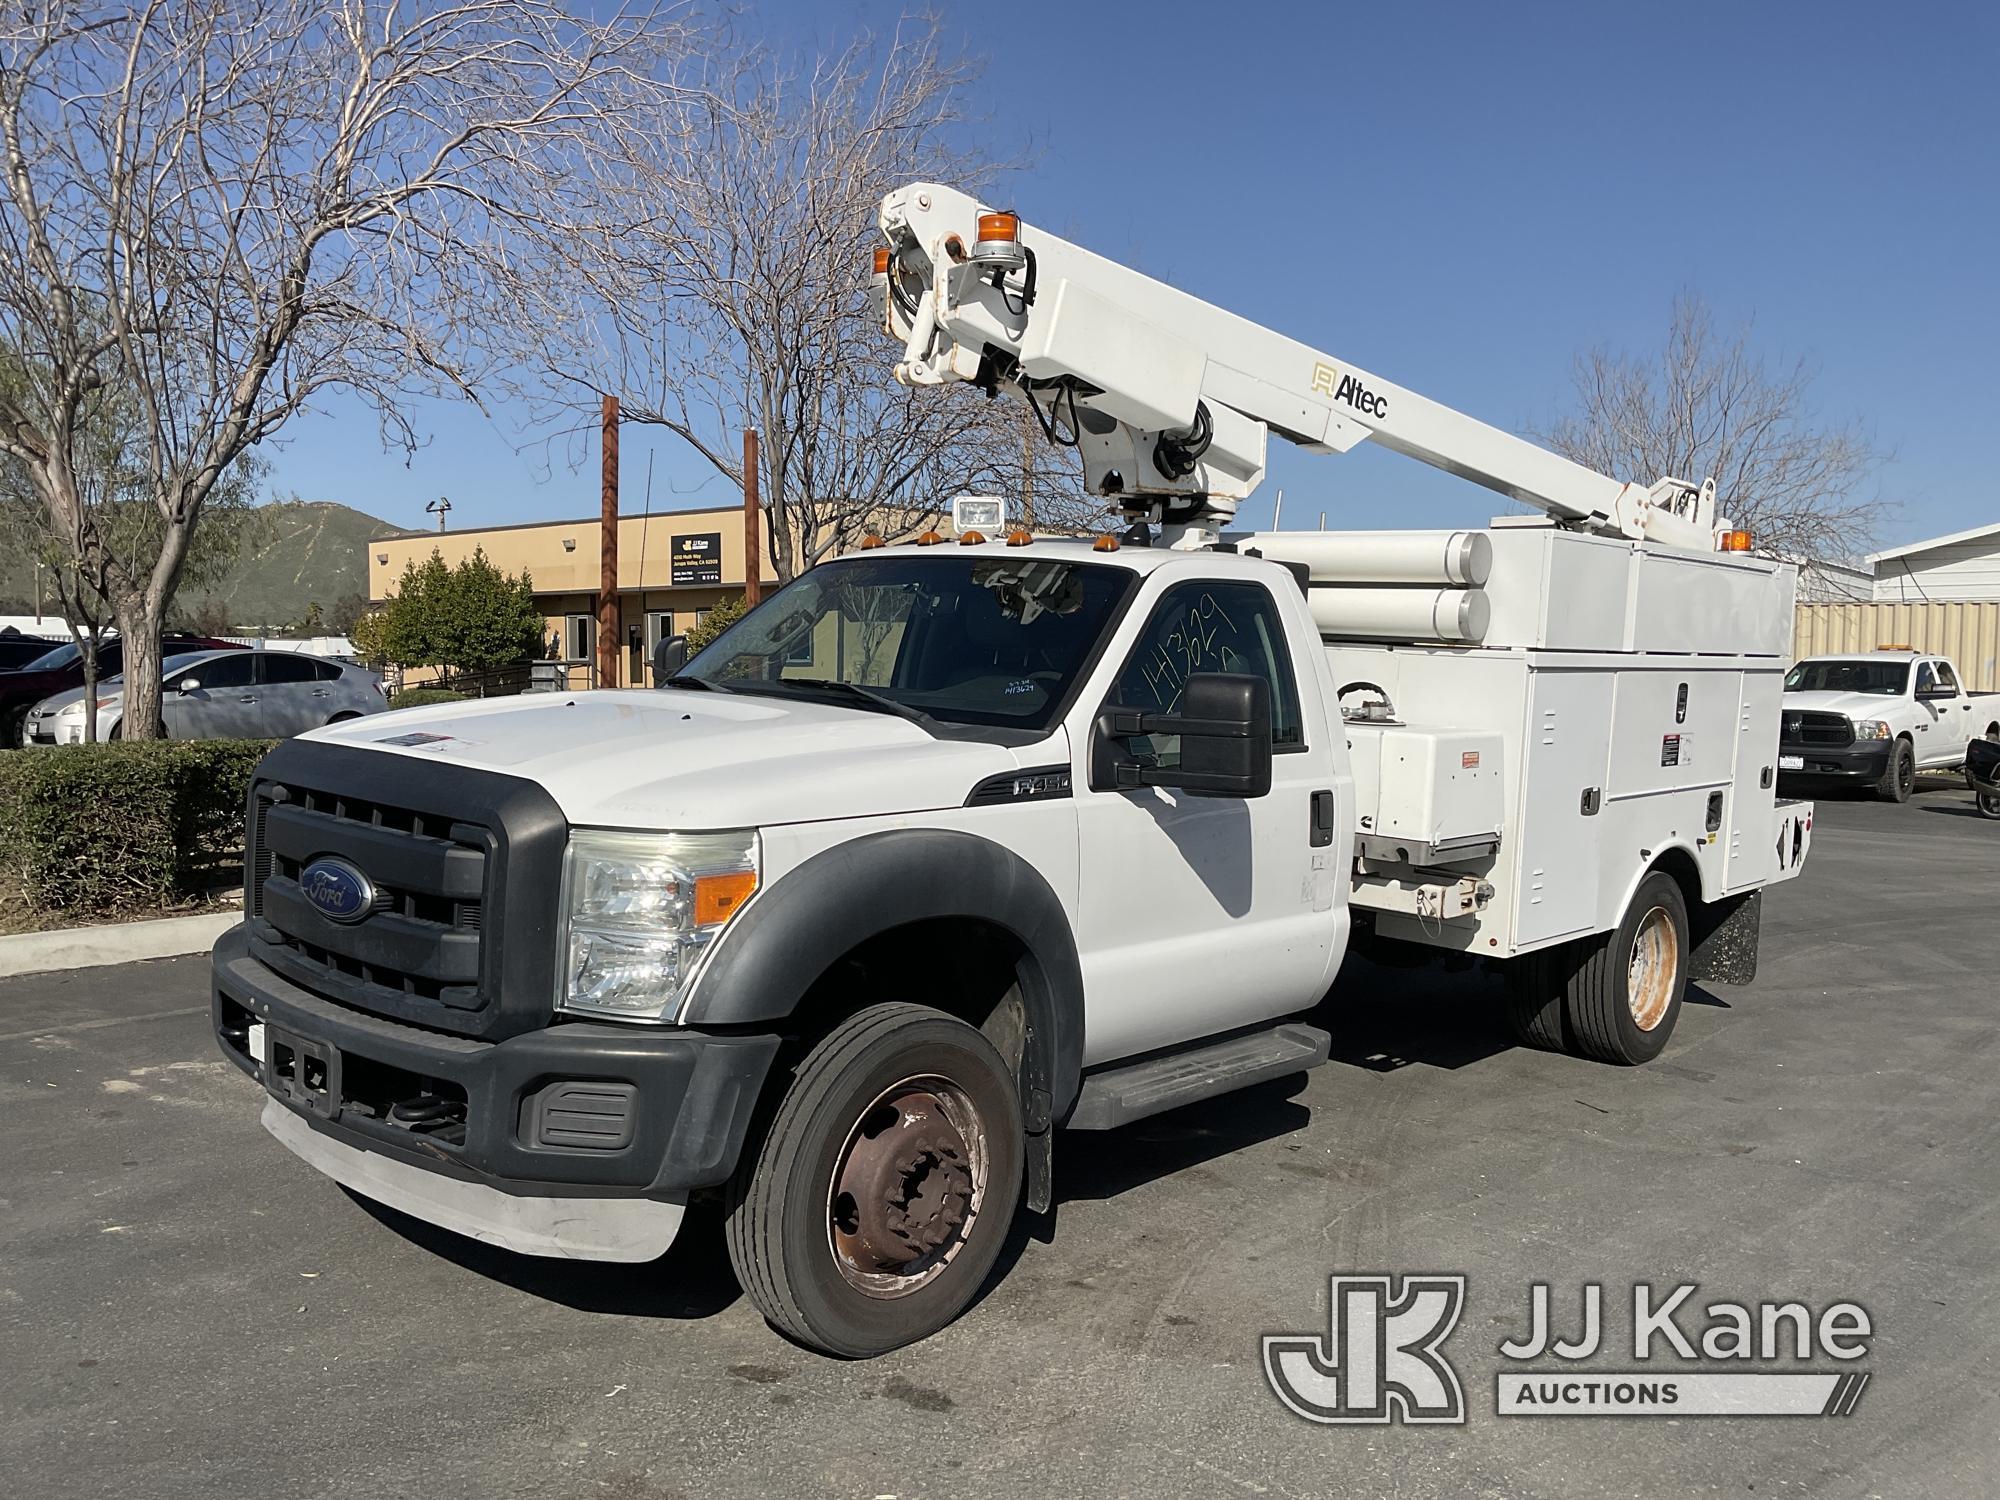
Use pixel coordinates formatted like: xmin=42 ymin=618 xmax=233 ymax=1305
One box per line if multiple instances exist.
xmin=1794 ymin=601 xmax=2000 ymax=689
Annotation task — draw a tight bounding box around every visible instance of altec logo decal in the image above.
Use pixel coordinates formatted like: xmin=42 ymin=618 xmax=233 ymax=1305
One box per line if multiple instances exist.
xmin=1309 ymin=360 xmax=1391 ymax=419
xmin=1265 ymin=1278 xmax=1874 ymax=1424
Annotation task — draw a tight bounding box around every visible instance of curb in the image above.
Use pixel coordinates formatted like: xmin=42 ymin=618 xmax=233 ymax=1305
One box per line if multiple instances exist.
xmin=0 ymin=910 xmax=241 ymax=980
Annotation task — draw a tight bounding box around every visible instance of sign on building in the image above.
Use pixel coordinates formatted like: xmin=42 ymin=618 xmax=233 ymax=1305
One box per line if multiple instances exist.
xmin=670 ymin=531 xmax=723 ymax=586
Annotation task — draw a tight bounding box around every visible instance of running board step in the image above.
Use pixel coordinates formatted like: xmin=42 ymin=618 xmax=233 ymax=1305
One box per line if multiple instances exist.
xmin=1065 ymin=1022 xmax=1331 ymax=1131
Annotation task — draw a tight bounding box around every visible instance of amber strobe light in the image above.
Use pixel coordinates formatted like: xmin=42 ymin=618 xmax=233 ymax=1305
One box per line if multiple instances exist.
xmin=1720 ymin=529 xmax=1753 ymax=552
xmin=871 ymin=246 xmax=891 ymax=276
xmin=968 ymin=210 xmax=1026 ymax=269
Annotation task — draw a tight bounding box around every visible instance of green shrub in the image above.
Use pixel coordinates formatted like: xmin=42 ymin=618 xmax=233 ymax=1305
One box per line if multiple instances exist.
xmin=386 ymin=686 xmax=470 ymax=710
xmin=0 ymin=739 xmax=274 ymax=919
xmin=683 ymin=594 xmax=748 ymax=657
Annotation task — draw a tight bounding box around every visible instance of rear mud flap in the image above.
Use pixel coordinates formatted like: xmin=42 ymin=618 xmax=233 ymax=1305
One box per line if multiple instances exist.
xmin=1691 ymin=889 xmax=1761 ymax=987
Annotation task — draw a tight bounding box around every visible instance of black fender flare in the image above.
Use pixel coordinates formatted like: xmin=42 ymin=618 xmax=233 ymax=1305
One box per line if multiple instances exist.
xmin=681 ymin=828 xmax=1084 ymax=1132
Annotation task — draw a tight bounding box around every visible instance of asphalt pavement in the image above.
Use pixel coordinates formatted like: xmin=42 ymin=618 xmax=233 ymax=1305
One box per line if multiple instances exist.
xmin=3 ymin=782 xmax=1996 ymax=1499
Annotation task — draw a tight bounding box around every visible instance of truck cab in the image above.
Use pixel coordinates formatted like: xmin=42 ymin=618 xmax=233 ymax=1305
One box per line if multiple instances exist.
xmin=1780 ymin=651 xmax=2000 ymax=801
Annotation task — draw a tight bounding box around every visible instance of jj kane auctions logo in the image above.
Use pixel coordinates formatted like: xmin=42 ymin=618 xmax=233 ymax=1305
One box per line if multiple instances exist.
xmin=1265 ymin=1276 xmax=1873 ymax=1423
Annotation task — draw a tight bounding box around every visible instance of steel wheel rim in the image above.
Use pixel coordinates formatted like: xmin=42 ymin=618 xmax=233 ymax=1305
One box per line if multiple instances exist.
xmin=826 ymin=1073 xmax=988 ymax=1299
xmin=1627 ymin=905 xmax=1678 ymax=1032
xmin=1899 ymin=750 xmax=1915 ymax=796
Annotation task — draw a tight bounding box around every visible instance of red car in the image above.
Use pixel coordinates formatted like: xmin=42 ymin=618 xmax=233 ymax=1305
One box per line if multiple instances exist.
xmin=0 ymin=633 xmax=244 ymax=747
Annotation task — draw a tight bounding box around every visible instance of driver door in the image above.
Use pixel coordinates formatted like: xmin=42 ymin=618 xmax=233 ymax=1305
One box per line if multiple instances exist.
xmin=163 ymin=652 xmax=257 ymax=739
xmin=1069 ymin=575 xmax=1341 ymax=1067
xmin=1922 ymin=659 xmax=1970 ymax=765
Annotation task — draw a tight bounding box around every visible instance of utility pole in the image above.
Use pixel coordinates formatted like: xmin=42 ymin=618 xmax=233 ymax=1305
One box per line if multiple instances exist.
xmin=598 ymin=396 xmax=620 ymax=688
xmin=743 ymin=429 xmax=762 ymax=608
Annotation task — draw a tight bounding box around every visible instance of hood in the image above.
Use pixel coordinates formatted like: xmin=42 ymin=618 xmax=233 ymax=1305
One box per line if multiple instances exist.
xmin=302 ymin=688 xmax=1055 ymax=828
xmin=1781 ymin=690 xmax=1902 ymax=721
xmin=30 ymin=676 xmax=124 ymax=715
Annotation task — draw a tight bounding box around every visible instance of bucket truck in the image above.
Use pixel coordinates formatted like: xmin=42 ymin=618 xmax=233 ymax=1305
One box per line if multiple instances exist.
xmin=210 ymin=182 xmax=1812 ymax=1358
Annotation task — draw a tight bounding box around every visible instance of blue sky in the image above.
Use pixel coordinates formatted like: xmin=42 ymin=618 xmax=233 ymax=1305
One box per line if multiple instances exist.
xmin=264 ymin=0 xmax=1997 ymax=550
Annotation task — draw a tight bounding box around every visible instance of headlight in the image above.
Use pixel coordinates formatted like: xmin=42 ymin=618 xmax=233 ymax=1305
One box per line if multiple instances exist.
xmin=1851 ymin=720 xmax=1892 ymax=740
xmin=556 ymin=829 xmax=759 ymax=1022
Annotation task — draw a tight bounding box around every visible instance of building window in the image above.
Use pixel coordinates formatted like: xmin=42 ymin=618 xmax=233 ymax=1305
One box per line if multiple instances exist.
xmin=565 ymin=613 xmax=594 ymax=662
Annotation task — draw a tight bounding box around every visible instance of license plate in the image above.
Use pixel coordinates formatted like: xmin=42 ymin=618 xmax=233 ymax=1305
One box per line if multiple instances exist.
xmin=1779 ymin=755 xmax=1804 ymax=770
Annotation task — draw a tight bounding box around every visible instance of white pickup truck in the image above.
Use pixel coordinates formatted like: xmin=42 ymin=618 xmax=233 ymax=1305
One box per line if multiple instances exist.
xmin=1779 ymin=651 xmax=2000 ymax=802
xmin=211 ymin=185 xmax=1815 ymax=1357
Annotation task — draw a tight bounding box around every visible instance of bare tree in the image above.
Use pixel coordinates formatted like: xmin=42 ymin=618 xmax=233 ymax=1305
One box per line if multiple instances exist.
xmin=1536 ymin=293 xmax=1885 ymax=581
xmin=504 ymin=16 xmax=1099 ymax=583
xmin=0 ymin=0 xmax=683 ymax=737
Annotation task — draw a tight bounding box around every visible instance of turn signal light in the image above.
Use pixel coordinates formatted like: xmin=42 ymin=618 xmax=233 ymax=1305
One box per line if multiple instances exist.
xmin=914 ymin=529 xmax=944 ymax=546
xmin=1719 ymin=529 xmax=1753 ymax=552
xmin=693 ymin=870 xmax=758 ymax=926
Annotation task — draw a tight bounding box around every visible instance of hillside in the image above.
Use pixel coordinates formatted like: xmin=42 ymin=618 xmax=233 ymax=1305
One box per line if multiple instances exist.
xmin=0 ymin=499 xmax=409 ymax=633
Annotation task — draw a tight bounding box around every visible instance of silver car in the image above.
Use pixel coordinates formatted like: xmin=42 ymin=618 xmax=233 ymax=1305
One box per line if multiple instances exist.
xmin=21 ymin=648 xmax=387 ymax=745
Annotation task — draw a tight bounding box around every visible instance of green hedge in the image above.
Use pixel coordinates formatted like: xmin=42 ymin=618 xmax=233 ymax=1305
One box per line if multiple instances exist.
xmin=0 ymin=739 xmax=274 ymax=918
xmin=386 ymin=687 xmax=470 ymax=709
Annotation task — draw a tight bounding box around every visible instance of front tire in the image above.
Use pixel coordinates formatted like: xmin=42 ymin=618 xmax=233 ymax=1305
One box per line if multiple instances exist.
xmin=725 ymin=1002 xmax=1024 ymax=1358
xmin=1979 ymin=789 xmax=2000 ymax=821
xmin=1876 ymin=738 xmax=1916 ymax=803
xmin=1564 ymin=872 xmax=1691 ymax=1066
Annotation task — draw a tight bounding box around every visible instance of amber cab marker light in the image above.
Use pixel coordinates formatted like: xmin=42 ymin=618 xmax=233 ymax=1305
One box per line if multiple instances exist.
xmin=1006 ymin=529 xmax=1034 ymax=547
xmin=1719 ymin=529 xmax=1753 ymax=552
xmin=914 ymin=529 xmax=944 ymax=546
xmin=693 ymin=870 xmax=758 ymax=926
xmin=1092 ymin=532 xmax=1120 ymax=552
xmin=958 ymin=529 xmax=987 ymax=546
xmin=858 ymin=533 xmax=886 ymax=549
xmin=871 ymin=247 xmax=891 ymax=276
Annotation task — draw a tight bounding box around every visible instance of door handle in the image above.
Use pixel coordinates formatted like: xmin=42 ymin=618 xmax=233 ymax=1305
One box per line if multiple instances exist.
xmin=310 ymin=688 xmax=330 ymax=698
xmin=1309 ymin=789 xmax=1336 ymax=848
xmin=238 ymin=694 xmax=257 ymax=703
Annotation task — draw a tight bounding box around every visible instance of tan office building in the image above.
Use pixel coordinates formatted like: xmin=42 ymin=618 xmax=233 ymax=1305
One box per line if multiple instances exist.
xmin=369 ymin=504 xmax=777 ymax=688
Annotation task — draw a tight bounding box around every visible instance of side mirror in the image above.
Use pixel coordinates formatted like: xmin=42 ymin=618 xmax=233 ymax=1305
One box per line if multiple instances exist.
xmin=1091 ymin=672 xmax=1274 ymax=798
xmin=177 ymin=678 xmax=201 ymax=695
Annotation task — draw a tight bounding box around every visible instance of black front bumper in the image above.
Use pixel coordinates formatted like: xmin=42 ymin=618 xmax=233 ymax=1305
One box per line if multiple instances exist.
xmin=1778 ymin=740 xmax=1891 ymax=781
xmin=213 ymin=923 xmax=779 ymax=1198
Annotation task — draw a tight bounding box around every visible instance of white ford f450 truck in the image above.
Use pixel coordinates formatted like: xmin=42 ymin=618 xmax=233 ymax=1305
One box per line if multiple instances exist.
xmin=1779 ymin=650 xmax=2000 ymax=802
xmin=213 ymin=184 xmax=1813 ymax=1356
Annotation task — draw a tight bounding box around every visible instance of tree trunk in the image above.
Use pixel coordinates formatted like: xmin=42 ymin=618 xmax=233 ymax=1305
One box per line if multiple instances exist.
xmin=80 ymin=630 xmax=101 ymax=744
xmin=114 ymin=600 xmax=165 ymax=741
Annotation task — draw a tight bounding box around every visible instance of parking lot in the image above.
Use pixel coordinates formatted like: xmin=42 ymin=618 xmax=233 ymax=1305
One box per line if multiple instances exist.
xmin=3 ymin=784 xmax=1995 ymax=1499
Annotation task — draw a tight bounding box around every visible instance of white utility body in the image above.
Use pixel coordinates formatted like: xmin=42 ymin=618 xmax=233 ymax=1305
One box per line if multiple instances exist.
xmin=212 ymin=182 xmax=1812 ymax=1359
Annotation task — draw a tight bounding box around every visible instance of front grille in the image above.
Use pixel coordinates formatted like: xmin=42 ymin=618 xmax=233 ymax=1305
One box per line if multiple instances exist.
xmin=242 ymin=739 xmax=566 ymax=1041
xmin=1782 ymin=710 xmax=1853 ymax=748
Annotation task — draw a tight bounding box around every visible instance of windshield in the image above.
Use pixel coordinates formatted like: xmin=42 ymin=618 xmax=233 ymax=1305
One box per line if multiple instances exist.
xmin=1784 ymin=660 xmax=1909 ymax=695
xmin=680 ymin=554 xmax=1136 ymax=731
xmin=22 ymin=642 xmax=81 ymax=672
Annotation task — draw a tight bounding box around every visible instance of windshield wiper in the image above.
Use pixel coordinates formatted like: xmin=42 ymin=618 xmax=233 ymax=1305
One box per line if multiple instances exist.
xmin=661 ymin=675 xmax=735 ymax=693
xmin=757 ymin=677 xmax=937 ymax=731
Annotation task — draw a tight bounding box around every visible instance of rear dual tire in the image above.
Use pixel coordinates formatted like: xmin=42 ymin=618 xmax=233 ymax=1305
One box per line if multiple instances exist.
xmin=1506 ymin=872 xmax=1690 ymax=1066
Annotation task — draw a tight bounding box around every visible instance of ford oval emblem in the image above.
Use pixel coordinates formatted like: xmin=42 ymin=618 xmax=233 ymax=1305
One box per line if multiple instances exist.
xmin=299 ymin=857 xmax=376 ymax=924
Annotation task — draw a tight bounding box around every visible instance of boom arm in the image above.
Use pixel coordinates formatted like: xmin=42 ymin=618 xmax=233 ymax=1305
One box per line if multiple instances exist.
xmin=876 ymin=183 xmax=1715 ymax=549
